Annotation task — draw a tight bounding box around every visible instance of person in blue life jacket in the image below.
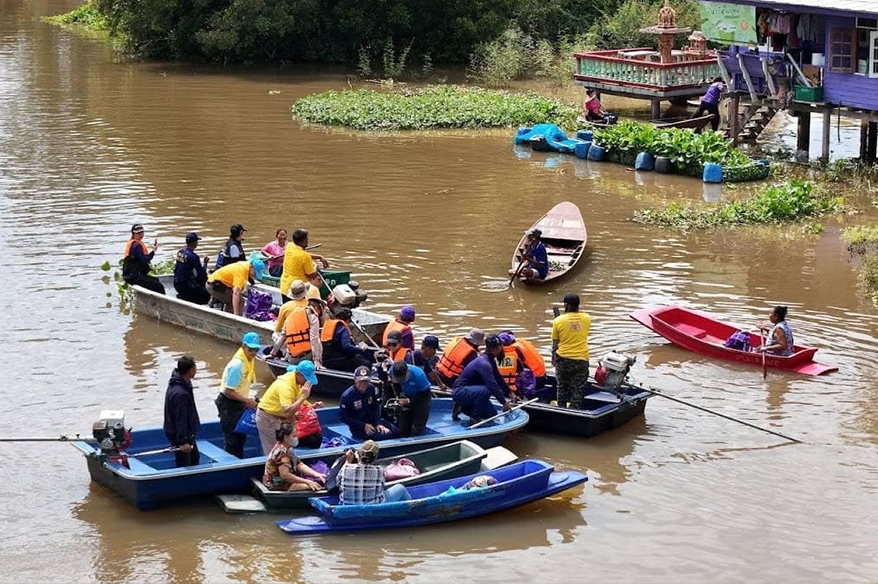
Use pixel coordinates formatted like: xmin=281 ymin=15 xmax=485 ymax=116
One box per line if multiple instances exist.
xmin=173 ymin=232 xmax=210 ymax=305
xmin=339 ymin=366 xmax=399 ymax=440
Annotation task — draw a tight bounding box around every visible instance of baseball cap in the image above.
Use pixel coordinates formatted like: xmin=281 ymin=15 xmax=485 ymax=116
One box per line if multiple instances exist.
xmin=400 ymin=305 xmax=416 ymax=322
xmin=484 ymin=335 xmax=502 ymax=350
xmin=354 ymin=366 xmax=371 ymax=381
xmin=249 ymin=256 xmax=266 ymax=280
xmin=386 ymin=330 xmax=402 ymax=345
xmin=185 ymin=232 xmax=201 ymax=242
xmin=528 ymin=227 xmax=542 ymax=237
xmin=242 ymin=331 xmax=261 ymax=349
xmin=422 ymin=335 xmax=440 ymax=350
xmin=131 ymin=224 xmax=144 ymax=234
xmin=498 ymin=332 xmax=515 ymax=346
xmin=292 ymin=360 xmax=319 ymax=385
xmin=391 ymin=361 xmax=409 ymax=383
xmin=289 ymin=280 xmax=307 ymax=300
xmin=465 ymin=328 xmax=485 ymax=346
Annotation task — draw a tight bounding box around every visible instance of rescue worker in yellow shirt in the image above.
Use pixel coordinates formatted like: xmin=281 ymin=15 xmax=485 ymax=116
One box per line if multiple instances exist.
xmin=214 ymin=332 xmax=261 ymax=458
xmin=279 ymin=229 xmax=329 ymax=299
xmin=551 ymin=293 xmax=591 ymax=409
xmin=268 ymin=280 xmax=308 ymax=359
xmin=207 ymin=255 xmax=266 ymax=316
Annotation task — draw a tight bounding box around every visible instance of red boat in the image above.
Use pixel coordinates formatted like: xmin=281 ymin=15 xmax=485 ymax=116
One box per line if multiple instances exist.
xmin=630 ymin=305 xmax=837 ymax=376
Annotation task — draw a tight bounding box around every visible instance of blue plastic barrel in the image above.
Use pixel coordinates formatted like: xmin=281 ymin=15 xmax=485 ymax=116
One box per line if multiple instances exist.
xmin=655 ymin=156 xmax=673 ymax=174
xmin=576 ymin=130 xmax=594 ymax=142
xmin=574 ymin=141 xmax=591 ymax=159
xmin=702 ymin=162 xmax=723 ymax=183
xmin=587 ymin=144 xmax=606 ymax=162
xmin=635 ymin=152 xmax=655 ymax=171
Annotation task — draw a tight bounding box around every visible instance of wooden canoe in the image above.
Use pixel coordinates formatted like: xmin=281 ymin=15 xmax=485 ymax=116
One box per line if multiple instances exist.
xmin=630 ymin=305 xmax=837 ymax=376
xmin=511 ymin=201 xmax=587 ymax=285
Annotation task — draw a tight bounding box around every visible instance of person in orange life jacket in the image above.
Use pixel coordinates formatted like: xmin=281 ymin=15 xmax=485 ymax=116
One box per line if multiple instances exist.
xmin=321 ymin=307 xmax=372 ymax=372
xmin=282 ymin=286 xmax=327 ymax=367
xmin=501 ymin=330 xmax=548 ymax=391
xmin=390 ymin=361 xmax=433 ymax=437
xmin=413 ymin=335 xmax=446 ymax=389
xmin=339 ymin=366 xmax=399 ymax=440
xmin=174 ymin=232 xmax=210 ymax=305
xmin=163 ymin=355 xmax=200 ymax=468
xmin=382 ymin=305 xmax=416 ymax=351
xmin=217 ymin=224 xmax=246 ymax=267
xmin=123 ymin=223 xmax=165 ymax=294
xmin=451 ymin=335 xmax=513 ymax=422
xmin=436 ymin=328 xmax=484 ymax=386
xmin=497 ymin=332 xmax=525 ymax=398
xmin=385 ymin=330 xmax=414 ymax=365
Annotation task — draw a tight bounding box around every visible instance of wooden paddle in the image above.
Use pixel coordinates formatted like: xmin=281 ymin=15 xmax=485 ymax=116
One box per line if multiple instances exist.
xmin=468 ymin=398 xmax=538 ymax=429
xmin=760 ymin=329 xmax=767 ymax=380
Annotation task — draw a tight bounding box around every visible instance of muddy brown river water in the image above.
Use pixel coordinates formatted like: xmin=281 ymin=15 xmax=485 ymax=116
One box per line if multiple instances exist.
xmin=2 ymin=1 xmax=878 ymax=582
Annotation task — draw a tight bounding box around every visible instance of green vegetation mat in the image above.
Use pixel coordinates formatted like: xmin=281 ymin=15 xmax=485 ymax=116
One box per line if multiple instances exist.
xmin=292 ymin=86 xmax=579 ymax=131
xmin=633 ymin=180 xmax=845 ymax=229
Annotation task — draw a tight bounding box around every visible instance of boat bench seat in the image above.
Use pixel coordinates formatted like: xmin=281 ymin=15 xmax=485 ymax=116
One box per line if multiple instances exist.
xmin=125 ymin=456 xmax=157 ymax=474
xmin=197 ymin=440 xmax=240 ymax=463
xmin=675 ymin=323 xmax=708 ymax=339
xmin=584 ymin=391 xmax=622 ymax=404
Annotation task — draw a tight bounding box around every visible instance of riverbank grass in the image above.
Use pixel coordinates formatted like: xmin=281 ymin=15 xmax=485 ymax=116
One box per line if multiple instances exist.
xmin=293 ymin=85 xmax=579 ymax=131
xmin=43 ymin=2 xmax=109 ymax=32
xmin=633 ymin=180 xmax=845 ymax=229
xmin=842 ymin=226 xmax=878 ymax=305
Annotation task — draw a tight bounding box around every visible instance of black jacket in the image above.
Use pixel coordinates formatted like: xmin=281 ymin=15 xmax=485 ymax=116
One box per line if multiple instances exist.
xmin=163 ymin=371 xmax=201 ymax=445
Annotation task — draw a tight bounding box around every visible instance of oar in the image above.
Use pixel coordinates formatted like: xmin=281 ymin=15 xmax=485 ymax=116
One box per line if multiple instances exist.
xmin=469 ymin=398 xmax=538 ymax=429
xmin=626 ymin=383 xmax=802 ymax=444
xmin=125 ymin=446 xmax=181 ymax=458
xmin=760 ymin=329 xmax=768 ymax=380
xmin=507 ymin=239 xmax=536 ymax=288
xmin=0 ymin=434 xmax=90 ymax=442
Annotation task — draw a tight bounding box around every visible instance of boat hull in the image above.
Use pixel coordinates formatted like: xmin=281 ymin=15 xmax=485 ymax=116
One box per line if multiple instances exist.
xmin=631 ymin=305 xmax=837 ymax=375
xmin=132 ymin=275 xmax=389 ymax=347
xmin=71 ymin=400 xmax=528 ymax=510
xmin=276 ymin=460 xmax=587 ymax=534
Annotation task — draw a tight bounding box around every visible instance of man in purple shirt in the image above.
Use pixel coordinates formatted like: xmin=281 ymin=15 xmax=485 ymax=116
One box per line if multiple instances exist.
xmin=692 ymin=77 xmax=724 ymax=131
xmin=451 ymin=335 xmax=513 ymax=422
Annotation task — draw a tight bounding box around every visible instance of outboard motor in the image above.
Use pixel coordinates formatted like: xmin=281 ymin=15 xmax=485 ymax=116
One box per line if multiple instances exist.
xmin=326 ymin=281 xmax=368 ymax=314
xmin=597 ymin=352 xmax=637 ymax=393
xmin=91 ymin=410 xmax=130 ymax=461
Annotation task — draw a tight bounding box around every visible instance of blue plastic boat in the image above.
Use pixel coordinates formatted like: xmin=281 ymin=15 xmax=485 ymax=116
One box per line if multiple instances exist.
xmin=514 ymin=124 xmax=586 ymax=155
xmin=71 ymin=399 xmax=528 ymax=510
xmin=276 ymin=459 xmax=586 ymax=535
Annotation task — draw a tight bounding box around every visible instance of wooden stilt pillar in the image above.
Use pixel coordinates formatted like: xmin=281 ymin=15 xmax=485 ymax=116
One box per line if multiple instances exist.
xmin=728 ymin=93 xmax=740 ymax=146
xmin=651 ymin=99 xmax=661 ymax=120
xmin=821 ymin=108 xmax=831 ymax=164
xmin=795 ymin=111 xmax=811 ymax=163
xmin=869 ymin=122 xmax=878 ymax=163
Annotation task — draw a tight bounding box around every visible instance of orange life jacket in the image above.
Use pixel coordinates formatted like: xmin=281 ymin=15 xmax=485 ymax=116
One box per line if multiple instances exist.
xmin=497 ymin=345 xmax=520 ymax=392
xmin=123 ymin=239 xmax=149 ymax=258
xmin=388 ymin=346 xmax=411 ymax=363
xmin=437 ymin=337 xmax=478 ymax=379
xmin=285 ymin=308 xmax=312 ymax=357
xmin=122 ymin=239 xmax=150 ymax=279
xmin=382 ymin=319 xmax=412 ymax=347
xmin=320 ymin=319 xmax=350 ymax=343
xmin=514 ymin=339 xmax=546 ymax=377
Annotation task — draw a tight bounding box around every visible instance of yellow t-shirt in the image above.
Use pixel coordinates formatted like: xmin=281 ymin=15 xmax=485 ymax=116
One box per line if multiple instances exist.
xmin=208 ymin=261 xmax=251 ymax=291
xmin=259 ymin=372 xmax=303 ymax=417
xmin=551 ymin=311 xmax=591 ymax=360
xmin=280 ymin=244 xmax=317 ymax=296
xmin=275 ymin=298 xmax=308 ymax=332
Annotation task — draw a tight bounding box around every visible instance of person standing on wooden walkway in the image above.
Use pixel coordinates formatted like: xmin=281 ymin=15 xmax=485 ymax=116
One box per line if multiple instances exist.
xmin=551 ymin=293 xmax=591 ymax=409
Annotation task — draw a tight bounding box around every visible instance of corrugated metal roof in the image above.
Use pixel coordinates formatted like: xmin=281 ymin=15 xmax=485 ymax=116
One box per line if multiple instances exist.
xmin=711 ymin=0 xmax=878 ymax=17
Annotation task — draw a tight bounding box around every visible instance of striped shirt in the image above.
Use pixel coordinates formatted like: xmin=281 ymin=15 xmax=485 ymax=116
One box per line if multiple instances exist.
xmin=339 ymin=463 xmax=386 ymax=505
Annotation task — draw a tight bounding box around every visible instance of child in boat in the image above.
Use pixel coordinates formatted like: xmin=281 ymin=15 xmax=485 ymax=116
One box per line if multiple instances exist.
xmin=263 ymin=425 xmax=326 ymax=491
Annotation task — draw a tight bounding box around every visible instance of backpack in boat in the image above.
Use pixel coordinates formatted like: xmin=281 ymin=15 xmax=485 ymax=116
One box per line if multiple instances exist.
xmin=384 ymin=458 xmax=421 ymax=481
xmin=516 ymin=369 xmax=537 ymax=397
xmin=723 ymin=330 xmax=751 ymax=352
xmin=244 ymin=289 xmax=275 ymax=322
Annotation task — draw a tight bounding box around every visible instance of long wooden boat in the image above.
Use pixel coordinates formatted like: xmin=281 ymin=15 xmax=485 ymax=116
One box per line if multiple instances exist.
xmin=70 ymin=399 xmax=529 ymax=510
xmin=630 ymin=305 xmax=837 ymax=376
xmin=258 ymin=351 xmax=650 ymax=437
xmin=277 ymin=459 xmax=587 ymax=535
xmin=511 ymin=202 xmax=587 ymax=285
xmin=131 ymin=274 xmax=389 ymax=347
xmin=219 ymin=440 xmax=516 ymax=512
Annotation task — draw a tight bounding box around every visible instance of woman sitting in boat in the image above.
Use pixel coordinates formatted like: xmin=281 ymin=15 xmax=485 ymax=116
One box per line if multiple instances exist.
xmin=756 ymin=305 xmax=795 ymax=356
xmin=261 ymin=228 xmax=288 ymax=277
xmin=263 ymin=425 xmax=326 ymax=492
xmin=583 ymin=89 xmax=607 ymax=123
